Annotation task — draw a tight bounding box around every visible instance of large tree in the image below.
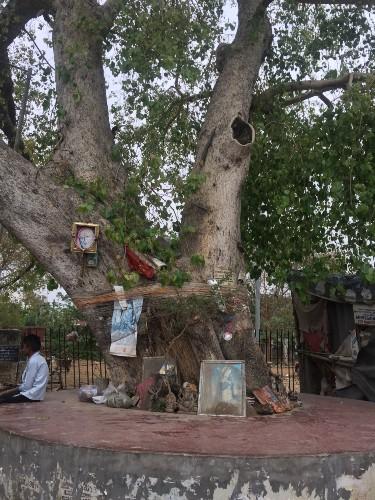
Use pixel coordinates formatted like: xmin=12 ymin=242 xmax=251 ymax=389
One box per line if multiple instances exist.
xmin=0 ymin=0 xmax=374 ymax=387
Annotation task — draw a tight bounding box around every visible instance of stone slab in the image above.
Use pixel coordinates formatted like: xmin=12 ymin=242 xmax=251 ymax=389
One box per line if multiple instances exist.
xmin=1 ymin=391 xmax=375 ymax=499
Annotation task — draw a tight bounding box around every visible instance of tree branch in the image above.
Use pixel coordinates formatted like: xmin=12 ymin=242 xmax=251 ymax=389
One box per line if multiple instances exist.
xmin=157 ymin=89 xmax=212 ymax=146
xmin=99 ymin=0 xmax=123 ymax=31
xmin=281 ymin=90 xmax=333 ymax=107
xmin=318 ymin=93 xmax=333 ymax=108
xmin=298 ymin=0 xmax=375 ymax=5
xmin=0 ymin=139 xmax=115 ymax=298
xmin=23 ymin=27 xmax=55 ymax=71
xmin=0 ymin=0 xmax=52 ymax=47
xmin=252 ymin=72 xmax=374 ymax=112
xmin=0 ymin=46 xmax=16 ymax=145
xmin=0 ymin=0 xmax=53 ymax=146
xmin=0 ymin=259 xmax=36 ymax=291
xmin=235 ymin=0 xmax=268 ymax=45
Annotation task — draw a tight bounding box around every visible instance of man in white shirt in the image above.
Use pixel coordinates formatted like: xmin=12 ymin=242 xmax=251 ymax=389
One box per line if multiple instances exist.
xmin=0 ymin=335 xmax=49 ymax=404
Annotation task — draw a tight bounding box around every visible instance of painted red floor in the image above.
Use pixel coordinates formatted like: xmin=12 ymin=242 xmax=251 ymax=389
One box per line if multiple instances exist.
xmin=0 ymin=391 xmax=374 ymax=457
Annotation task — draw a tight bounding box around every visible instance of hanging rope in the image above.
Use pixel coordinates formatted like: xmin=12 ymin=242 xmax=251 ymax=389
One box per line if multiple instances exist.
xmin=73 ymin=282 xmax=245 ymax=309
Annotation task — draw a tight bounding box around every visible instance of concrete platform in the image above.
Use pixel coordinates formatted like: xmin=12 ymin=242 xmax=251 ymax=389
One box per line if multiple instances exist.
xmin=0 ymin=391 xmax=375 ymax=499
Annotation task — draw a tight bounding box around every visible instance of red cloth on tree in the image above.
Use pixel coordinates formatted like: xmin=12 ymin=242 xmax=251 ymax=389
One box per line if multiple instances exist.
xmin=125 ymin=245 xmax=156 ymax=279
xmin=136 ymin=375 xmax=156 ymax=410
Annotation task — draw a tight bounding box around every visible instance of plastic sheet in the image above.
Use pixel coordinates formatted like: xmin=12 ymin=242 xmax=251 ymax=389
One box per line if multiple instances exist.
xmin=78 ymin=385 xmax=97 ymax=402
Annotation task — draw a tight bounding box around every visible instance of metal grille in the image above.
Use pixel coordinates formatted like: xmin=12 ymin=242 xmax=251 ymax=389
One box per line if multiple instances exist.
xmin=45 ymin=327 xmax=107 ymax=390
xmin=256 ymin=329 xmax=299 ymax=392
xmin=45 ymin=327 xmax=299 ymax=392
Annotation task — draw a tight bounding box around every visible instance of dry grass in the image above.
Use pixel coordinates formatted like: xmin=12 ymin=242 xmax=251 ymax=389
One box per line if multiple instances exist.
xmin=48 ymin=359 xmax=107 ymax=390
xmin=276 ymin=366 xmax=300 ymax=393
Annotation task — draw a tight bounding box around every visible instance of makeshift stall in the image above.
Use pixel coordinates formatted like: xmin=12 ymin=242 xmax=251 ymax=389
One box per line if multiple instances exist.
xmin=292 ymin=273 xmax=375 ymax=400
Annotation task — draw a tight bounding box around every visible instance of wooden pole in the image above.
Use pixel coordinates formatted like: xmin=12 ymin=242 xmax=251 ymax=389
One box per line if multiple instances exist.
xmin=255 ymin=277 xmax=261 ymax=341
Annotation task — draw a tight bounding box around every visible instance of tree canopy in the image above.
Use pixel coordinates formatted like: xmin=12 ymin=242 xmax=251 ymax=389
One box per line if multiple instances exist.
xmin=243 ymin=1 xmax=375 ymax=284
xmin=1 ymin=0 xmax=375 ymax=386
xmin=1 ymin=0 xmax=374 ymax=295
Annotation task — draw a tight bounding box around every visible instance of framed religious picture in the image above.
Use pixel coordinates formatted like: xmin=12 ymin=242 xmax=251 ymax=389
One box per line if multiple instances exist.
xmin=71 ymin=223 xmax=99 ymax=254
xmin=198 ymin=360 xmax=246 ymax=417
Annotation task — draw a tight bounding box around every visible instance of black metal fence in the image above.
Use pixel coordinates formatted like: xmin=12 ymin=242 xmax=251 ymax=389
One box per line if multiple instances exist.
xmin=256 ymin=329 xmax=298 ymax=393
xmin=45 ymin=327 xmax=107 ymax=390
xmin=45 ymin=327 xmax=299 ymax=391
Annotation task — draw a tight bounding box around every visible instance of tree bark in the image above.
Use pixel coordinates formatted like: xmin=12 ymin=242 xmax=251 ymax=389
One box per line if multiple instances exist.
xmin=180 ymin=0 xmax=271 ymax=281
xmin=52 ymin=0 xmax=116 ymax=184
xmin=0 ymin=0 xmax=272 ymax=390
xmin=0 ymin=0 xmax=123 ymax=377
xmin=178 ymin=0 xmax=272 ymax=387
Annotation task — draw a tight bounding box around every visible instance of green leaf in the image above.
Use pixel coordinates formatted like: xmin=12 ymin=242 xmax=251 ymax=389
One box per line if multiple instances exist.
xmin=190 ymin=254 xmax=205 ymax=267
xmin=46 ymin=278 xmax=58 ymax=291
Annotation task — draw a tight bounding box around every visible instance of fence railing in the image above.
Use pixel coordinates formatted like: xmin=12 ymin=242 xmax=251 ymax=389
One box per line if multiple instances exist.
xmin=45 ymin=327 xmax=299 ymax=392
xmin=45 ymin=327 xmax=107 ymax=390
xmin=256 ymin=329 xmax=298 ymax=393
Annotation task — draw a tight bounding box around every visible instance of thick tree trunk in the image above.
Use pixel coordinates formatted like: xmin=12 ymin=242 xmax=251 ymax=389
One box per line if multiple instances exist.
xmin=0 ymin=0 xmax=121 ymax=376
xmin=0 ymin=0 xmax=271 ymax=391
xmin=181 ymin=1 xmax=271 ymax=280
xmin=177 ymin=0 xmax=272 ymax=388
xmin=52 ymin=0 xmax=115 ymax=183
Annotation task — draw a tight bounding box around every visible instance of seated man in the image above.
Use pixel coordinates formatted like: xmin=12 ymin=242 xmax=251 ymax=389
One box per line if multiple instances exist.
xmin=0 ymin=334 xmax=49 ymax=404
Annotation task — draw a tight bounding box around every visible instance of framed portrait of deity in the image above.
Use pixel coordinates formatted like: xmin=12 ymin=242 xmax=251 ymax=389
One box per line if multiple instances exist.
xmin=198 ymin=360 xmax=246 ymax=417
